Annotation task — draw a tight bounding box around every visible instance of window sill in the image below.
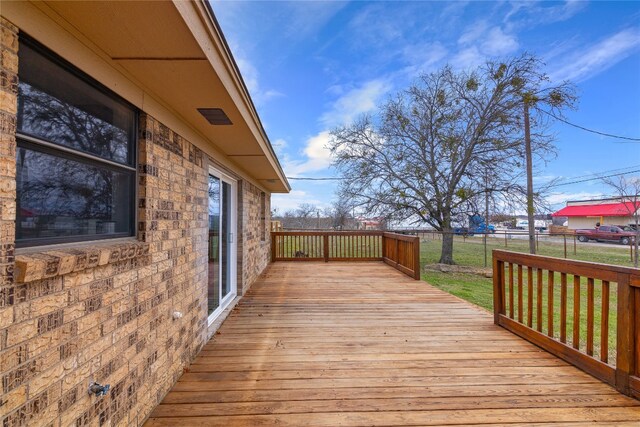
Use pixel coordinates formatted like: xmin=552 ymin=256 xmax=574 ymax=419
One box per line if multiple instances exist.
xmin=14 ymin=239 xmax=149 ymax=284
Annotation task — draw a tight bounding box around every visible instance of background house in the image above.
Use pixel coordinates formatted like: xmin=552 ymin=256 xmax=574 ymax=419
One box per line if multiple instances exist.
xmin=552 ymin=197 xmax=639 ymax=229
xmin=0 ymin=1 xmax=288 ymax=426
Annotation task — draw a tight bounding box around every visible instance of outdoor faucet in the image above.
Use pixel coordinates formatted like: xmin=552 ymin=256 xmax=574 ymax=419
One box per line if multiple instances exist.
xmin=88 ymin=382 xmax=110 ymax=397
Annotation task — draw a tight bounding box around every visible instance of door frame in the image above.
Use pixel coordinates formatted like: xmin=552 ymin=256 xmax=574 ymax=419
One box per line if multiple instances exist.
xmin=207 ymin=165 xmax=238 ymax=326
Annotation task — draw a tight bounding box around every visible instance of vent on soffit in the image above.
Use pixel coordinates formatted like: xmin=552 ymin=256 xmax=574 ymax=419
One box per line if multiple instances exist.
xmin=197 ymin=108 xmax=233 ymax=125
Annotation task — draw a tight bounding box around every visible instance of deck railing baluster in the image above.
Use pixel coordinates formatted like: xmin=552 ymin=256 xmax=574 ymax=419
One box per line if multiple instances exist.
xmin=508 ymin=263 xmax=514 ymax=319
xmin=527 ymin=266 xmax=533 ymax=327
xmin=601 ymin=280 xmax=610 ymax=363
xmin=270 ymin=231 xmax=419 ymax=279
xmin=492 ymin=249 xmax=640 ymax=399
xmin=560 ymin=273 xmax=567 ymax=343
xmin=537 ymin=268 xmax=543 ymax=332
xmin=573 ymin=275 xmax=581 ymax=350
xmin=548 ymin=270 xmax=554 ymax=337
xmin=517 ymin=264 xmax=523 ymax=323
xmin=587 ymin=277 xmax=594 ymax=356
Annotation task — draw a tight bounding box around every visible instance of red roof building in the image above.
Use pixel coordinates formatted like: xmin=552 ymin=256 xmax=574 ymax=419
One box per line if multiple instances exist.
xmin=552 ymin=198 xmax=639 ymax=229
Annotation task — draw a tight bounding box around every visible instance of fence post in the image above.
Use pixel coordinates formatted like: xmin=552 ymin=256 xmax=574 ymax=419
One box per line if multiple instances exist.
xmin=615 ymin=273 xmax=635 ymax=395
xmin=563 ymin=234 xmax=567 ymax=259
xmin=323 ymin=233 xmax=329 ymax=262
xmin=413 ymin=236 xmax=420 ymax=280
xmin=492 ymin=253 xmax=504 ymax=325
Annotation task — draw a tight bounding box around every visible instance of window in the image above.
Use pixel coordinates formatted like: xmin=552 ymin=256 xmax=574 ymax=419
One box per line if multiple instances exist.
xmin=15 ymin=36 xmax=137 ymax=247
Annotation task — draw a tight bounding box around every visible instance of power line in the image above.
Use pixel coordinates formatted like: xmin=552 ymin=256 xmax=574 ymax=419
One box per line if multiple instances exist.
xmin=553 ymin=164 xmax=640 ymax=183
xmin=549 ymin=169 xmax=640 ymax=188
xmin=289 ymin=166 xmax=640 ymax=185
xmin=287 ymin=176 xmax=345 ymax=181
xmin=539 ymin=109 xmax=640 ymax=141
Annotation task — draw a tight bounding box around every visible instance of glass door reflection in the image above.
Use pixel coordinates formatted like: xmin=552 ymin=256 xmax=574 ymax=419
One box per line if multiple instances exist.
xmin=208 ymin=175 xmax=220 ymax=315
xmin=221 ymin=181 xmax=232 ymax=300
xmin=207 ymin=172 xmax=236 ymax=320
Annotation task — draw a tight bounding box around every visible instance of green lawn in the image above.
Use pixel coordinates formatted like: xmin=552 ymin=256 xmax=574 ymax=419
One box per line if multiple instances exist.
xmin=420 ymin=233 xmax=635 ymax=267
xmin=420 ymin=235 xmax=636 ymax=364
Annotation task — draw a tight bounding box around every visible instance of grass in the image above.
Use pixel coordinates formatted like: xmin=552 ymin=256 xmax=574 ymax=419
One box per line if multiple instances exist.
xmin=420 ymin=234 xmax=635 ymax=364
xmin=420 ymin=233 xmax=636 ymax=267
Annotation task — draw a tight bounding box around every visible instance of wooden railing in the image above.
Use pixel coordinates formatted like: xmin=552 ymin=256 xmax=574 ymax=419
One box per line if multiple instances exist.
xmin=493 ymin=249 xmax=640 ymax=398
xmin=271 ymin=231 xmax=420 ymax=280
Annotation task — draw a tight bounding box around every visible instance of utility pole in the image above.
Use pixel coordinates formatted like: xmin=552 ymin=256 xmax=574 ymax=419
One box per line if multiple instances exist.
xmin=484 ymin=171 xmax=490 ymax=267
xmin=524 ymin=99 xmax=536 ymax=254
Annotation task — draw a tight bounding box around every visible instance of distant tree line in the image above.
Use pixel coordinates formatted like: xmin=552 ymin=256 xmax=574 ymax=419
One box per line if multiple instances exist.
xmin=272 ymin=201 xmax=363 ymax=230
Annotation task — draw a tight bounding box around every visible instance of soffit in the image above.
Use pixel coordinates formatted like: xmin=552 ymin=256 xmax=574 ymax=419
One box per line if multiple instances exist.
xmin=40 ymin=0 xmax=289 ymax=192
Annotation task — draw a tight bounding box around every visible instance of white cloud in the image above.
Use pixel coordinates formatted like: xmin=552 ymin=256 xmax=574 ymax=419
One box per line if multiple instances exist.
xmin=533 ymin=174 xmax=559 ymax=184
xmin=284 ymin=79 xmax=391 ymax=176
xmin=451 ymin=46 xmax=484 ymax=69
xmin=235 ymin=55 xmax=284 ymax=106
xmin=454 ymin=21 xmax=518 ymax=68
xmin=481 ymin=27 xmax=519 ymax=56
xmin=551 ymin=28 xmax=640 ymax=83
xmin=272 ymin=138 xmax=288 ymax=156
xmin=272 ymin=190 xmax=325 ymax=212
xmin=320 ymin=79 xmax=391 ymax=127
xmin=458 ymin=20 xmax=489 ymax=45
xmin=546 ymin=191 xmax=605 ymax=206
xmin=401 ymin=42 xmax=448 ymax=77
xmin=213 ymin=1 xmax=346 ymax=43
xmin=281 ymin=2 xmax=347 ymax=40
xmin=504 ymin=0 xmax=586 ymax=28
xmin=282 ymin=131 xmax=333 ymax=176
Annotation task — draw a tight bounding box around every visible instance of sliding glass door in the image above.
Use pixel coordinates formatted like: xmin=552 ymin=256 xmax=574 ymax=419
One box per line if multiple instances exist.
xmin=207 ymin=168 xmax=237 ymax=323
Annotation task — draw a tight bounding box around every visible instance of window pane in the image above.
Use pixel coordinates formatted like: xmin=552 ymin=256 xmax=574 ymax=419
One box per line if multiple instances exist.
xmin=208 ymin=175 xmax=220 ymax=315
xmin=16 ymin=146 xmax=133 ymax=244
xmin=221 ymin=180 xmax=231 ymax=299
xmin=17 ymin=42 xmax=135 ymax=166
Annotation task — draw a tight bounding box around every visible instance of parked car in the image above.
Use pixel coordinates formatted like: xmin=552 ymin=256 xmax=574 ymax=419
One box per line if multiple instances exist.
xmin=515 ymin=219 xmax=548 ymax=231
xmin=575 ymin=225 xmax=636 ymax=245
xmin=616 ymin=224 xmax=639 ymax=232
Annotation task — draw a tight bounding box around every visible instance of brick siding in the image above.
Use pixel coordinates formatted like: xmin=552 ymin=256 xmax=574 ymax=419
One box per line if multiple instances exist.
xmin=0 ymin=18 xmax=273 ymax=427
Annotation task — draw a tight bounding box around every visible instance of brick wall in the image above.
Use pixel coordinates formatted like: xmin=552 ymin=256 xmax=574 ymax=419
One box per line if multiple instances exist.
xmin=0 ymin=19 xmax=17 ymax=295
xmin=0 ymin=20 xmax=273 ymax=426
xmin=238 ymin=181 xmax=270 ymax=295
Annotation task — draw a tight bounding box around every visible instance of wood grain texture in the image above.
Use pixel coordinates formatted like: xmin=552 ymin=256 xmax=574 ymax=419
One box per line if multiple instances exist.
xmin=146 ymin=262 xmax=640 ymax=426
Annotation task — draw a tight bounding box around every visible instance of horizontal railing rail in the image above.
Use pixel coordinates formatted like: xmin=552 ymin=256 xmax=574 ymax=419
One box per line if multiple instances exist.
xmin=271 ymin=231 xmax=420 ymax=280
xmin=492 ymin=249 xmax=640 ymax=398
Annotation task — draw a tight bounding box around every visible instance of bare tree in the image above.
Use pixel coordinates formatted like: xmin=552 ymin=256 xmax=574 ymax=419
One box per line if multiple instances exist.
xmin=274 ymin=203 xmax=322 ymax=229
xmin=324 ymin=198 xmax=356 ymax=230
xmin=330 ymin=54 xmax=575 ymax=264
xmin=603 ymin=175 xmax=640 ymax=267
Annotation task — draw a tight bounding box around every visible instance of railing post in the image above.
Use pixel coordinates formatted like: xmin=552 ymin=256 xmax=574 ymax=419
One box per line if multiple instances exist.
xmin=271 ymin=233 xmax=276 ymax=262
xmin=616 ymin=272 xmax=635 ymax=395
xmin=492 ymin=252 xmax=504 ymax=325
xmin=413 ymin=236 xmax=420 ymax=280
xmin=381 ymin=233 xmax=386 ymax=259
xmin=395 ymin=237 xmax=400 ymax=266
xmin=323 ymin=233 xmax=329 ymax=262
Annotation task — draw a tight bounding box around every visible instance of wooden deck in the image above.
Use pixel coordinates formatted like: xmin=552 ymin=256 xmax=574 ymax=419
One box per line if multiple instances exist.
xmin=146 ymin=262 xmax=640 ymax=426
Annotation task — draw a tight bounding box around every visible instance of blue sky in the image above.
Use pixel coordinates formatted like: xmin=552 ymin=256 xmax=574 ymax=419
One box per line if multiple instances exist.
xmin=211 ymin=0 xmax=640 ymax=215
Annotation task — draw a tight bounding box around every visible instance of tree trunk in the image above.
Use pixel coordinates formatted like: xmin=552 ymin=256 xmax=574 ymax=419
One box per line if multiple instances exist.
xmin=439 ymin=229 xmax=455 ymax=264
xmin=524 ymin=101 xmax=536 ymax=254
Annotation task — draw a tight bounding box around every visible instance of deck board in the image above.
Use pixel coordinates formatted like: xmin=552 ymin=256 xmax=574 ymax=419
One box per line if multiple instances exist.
xmin=146 ymin=262 xmax=640 ymax=426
